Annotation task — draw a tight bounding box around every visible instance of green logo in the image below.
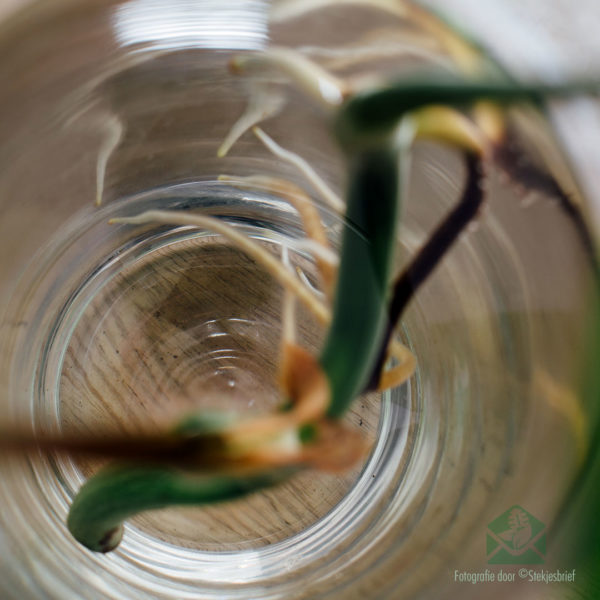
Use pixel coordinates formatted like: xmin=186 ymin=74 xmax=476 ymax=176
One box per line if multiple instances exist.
xmin=486 ymin=506 xmax=546 ymax=564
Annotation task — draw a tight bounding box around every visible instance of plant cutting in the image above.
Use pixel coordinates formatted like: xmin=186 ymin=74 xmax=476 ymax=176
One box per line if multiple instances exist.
xmin=2 ymin=0 xmax=597 ymax=555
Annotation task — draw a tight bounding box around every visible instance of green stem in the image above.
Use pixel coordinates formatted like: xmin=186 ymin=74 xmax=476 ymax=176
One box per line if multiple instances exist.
xmin=321 ymin=145 xmax=401 ymax=418
xmin=335 ymin=76 xmax=598 ymax=149
xmin=67 ymin=465 xmax=296 ymax=552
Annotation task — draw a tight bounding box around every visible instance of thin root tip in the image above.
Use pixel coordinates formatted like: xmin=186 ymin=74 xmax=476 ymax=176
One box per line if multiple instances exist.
xmin=108 ymin=216 xmax=137 ymax=225
xmin=228 ymin=56 xmax=244 ymax=75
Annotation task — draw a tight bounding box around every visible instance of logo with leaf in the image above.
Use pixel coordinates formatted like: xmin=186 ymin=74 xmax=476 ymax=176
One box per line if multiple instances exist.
xmin=487 ymin=505 xmax=546 ymax=564
xmin=498 ymin=507 xmax=533 ymax=551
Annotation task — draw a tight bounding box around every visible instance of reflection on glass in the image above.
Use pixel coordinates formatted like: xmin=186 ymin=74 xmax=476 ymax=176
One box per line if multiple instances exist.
xmin=113 ymin=0 xmax=269 ymax=50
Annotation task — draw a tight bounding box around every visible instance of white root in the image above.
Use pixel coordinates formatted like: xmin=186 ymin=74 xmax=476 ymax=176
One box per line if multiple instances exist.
xmin=299 ymin=29 xmax=451 ymax=73
xmin=96 ymin=114 xmax=124 ymax=206
xmin=280 ymin=246 xmax=297 ymax=349
xmin=271 ymin=0 xmax=487 ymax=76
xmin=217 ymin=85 xmax=286 ymax=158
xmin=291 ymin=238 xmax=338 ymax=268
xmin=112 ymin=209 xmax=414 ymax=391
xmin=230 ymin=46 xmax=348 ymax=109
xmin=218 ymin=173 xmax=337 ymax=299
xmin=110 ymin=210 xmax=330 ymax=325
xmin=296 ymin=265 xmax=325 ymax=298
xmin=252 ymin=127 xmax=344 ymax=212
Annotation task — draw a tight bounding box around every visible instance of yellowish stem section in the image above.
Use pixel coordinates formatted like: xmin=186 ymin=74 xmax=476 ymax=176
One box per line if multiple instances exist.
xmin=409 ymin=105 xmax=487 ymax=155
xmin=535 ymin=369 xmax=588 ymax=466
xmin=377 ymin=339 xmax=417 ymax=391
xmin=471 ymin=101 xmax=506 ymax=144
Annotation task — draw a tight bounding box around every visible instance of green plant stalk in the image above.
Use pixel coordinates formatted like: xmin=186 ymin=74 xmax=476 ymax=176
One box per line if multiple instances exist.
xmin=335 ymin=76 xmax=598 ymax=150
xmin=67 ymin=465 xmax=296 ymax=553
xmin=321 ymin=144 xmax=401 ymax=418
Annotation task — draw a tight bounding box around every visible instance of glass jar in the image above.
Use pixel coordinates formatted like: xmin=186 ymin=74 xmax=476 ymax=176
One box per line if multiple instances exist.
xmin=0 ymin=1 xmax=598 ymax=598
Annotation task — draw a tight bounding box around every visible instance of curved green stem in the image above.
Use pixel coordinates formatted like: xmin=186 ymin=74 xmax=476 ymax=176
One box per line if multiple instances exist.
xmin=335 ymin=75 xmax=598 ymax=150
xmin=68 ymin=465 xmax=296 ymax=552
